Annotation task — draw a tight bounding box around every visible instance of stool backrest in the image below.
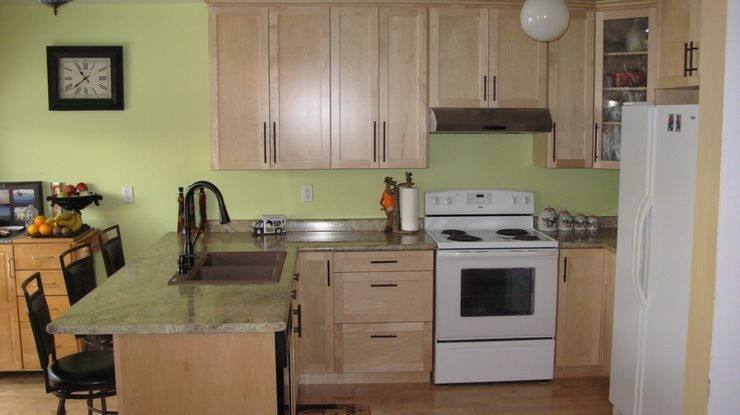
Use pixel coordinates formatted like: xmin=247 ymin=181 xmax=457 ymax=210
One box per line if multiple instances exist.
xmin=99 ymin=225 xmax=125 ymax=277
xmin=21 ymin=273 xmax=56 ymax=390
xmin=60 ymin=243 xmax=96 ymax=306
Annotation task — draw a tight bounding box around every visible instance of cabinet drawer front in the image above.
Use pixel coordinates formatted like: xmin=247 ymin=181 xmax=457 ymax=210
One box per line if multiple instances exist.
xmin=336 ymin=322 xmax=432 ymax=373
xmin=20 ymin=323 xmax=77 ymax=370
xmin=13 ymin=243 xmax=69 ymax=270
xmin=17 ymin=296 xmax=70 ymax=323
xmin=333 ymin=251 xmax=433 ymax=272
xmin=15 ymin=270 xmax=67 ymax=297
xmin=335 ymin=272 xmax=432 ymax=323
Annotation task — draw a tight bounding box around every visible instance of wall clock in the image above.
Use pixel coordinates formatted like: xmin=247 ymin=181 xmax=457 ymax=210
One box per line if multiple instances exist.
xmin=46 ymin=46 xmax=124 ymax=111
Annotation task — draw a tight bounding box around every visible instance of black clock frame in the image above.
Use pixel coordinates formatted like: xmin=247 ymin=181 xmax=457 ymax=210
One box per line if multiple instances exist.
xmin=47 ymin=46 xmax=124 ymax=111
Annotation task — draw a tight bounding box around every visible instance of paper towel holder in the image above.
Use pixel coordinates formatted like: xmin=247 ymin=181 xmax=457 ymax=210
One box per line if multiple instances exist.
xmin=397 ymin=172 xmax=420 ymax=234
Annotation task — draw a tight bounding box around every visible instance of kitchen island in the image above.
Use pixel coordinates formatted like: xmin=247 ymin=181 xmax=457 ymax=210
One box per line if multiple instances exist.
xmin=47 ymin=231 xmax=435 ymax=414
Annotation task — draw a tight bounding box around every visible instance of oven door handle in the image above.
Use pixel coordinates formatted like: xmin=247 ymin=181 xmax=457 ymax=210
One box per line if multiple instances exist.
xmin=436 ymin=249 xmax=558 ymax=259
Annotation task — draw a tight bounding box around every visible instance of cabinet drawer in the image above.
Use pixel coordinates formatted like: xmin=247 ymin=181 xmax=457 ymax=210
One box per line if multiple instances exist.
xmin=20 ymin=323 xmax=77 ymax=370
xmin=15 ymin=270 xmax=67 ymax=297
xmin=333 ymin=251 xmax=433 ymax=272
xmin=335 ymin=322 xmax=432 ymax=373
xmin=334 ymin=272 xmax=432 ymax=323
xmin=13 ymin=243 xmax=69 ymax=270
xmin=17 ymin=295 xmax=70 ymax=323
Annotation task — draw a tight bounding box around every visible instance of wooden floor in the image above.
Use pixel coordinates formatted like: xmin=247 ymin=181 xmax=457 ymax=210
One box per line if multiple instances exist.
xmin=0 ymin=372 xmax=612 ymax=415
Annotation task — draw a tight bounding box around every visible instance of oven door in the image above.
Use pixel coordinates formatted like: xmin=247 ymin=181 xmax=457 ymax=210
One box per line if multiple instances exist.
xmin=436 ymin=249 xmax=558 ymax=340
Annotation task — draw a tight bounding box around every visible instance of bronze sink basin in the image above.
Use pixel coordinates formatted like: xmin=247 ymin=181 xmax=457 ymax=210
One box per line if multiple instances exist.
xmin=168 ymin=251 xmax=286 ymax=286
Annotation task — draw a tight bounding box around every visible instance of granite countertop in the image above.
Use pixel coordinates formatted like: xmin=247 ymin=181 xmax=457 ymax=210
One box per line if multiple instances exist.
xmin=47 ymin=230 xmax=435 ymax=336
xmin=544 ymin=228 xmax=617 ymax=252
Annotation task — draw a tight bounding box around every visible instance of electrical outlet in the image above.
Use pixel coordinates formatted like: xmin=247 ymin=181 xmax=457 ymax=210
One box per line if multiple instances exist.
xmin=301 ymin=185 xmax=313 ymax=202
xmin=122 ymin=185 xmax=135 ymax=204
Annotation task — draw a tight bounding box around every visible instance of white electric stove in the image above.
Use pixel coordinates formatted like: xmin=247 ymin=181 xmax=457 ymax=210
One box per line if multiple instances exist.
xmin=425 ymin=189 xmax=559 ymax=384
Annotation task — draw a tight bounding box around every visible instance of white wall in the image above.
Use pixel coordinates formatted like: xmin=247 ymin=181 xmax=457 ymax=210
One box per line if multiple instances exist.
xmin=708 ymin=0 xmax=740 ymax=413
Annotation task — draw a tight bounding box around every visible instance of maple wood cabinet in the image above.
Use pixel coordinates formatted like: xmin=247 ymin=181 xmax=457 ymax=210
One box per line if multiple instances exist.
xmin=429 ymin=7 xmax=547 ymax=109
xmin=0 ymin=245 xmax=21 ymax=371
xmin=555 ymin=248 xmax=615 ymax=378
xmin=656 ymin=0 xmax=701 ymax=89
xmin=534 ymin=11 xmax=596 ymax=169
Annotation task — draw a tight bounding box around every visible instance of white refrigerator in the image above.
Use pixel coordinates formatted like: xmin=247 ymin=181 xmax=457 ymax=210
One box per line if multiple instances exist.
xmin=610 ymin=103 xmax=699 ymax=415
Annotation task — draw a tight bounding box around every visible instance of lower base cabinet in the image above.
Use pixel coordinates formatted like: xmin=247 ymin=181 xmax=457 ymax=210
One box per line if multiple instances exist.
xmin=555 ymin=248 xmax=616 ymax=377
xmin=295 ymin=250 xmax=434 ymax=384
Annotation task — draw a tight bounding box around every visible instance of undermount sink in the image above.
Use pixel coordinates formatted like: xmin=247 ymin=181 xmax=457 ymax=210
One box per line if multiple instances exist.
xmin=168 ymin=251 xmax=286 ymax=285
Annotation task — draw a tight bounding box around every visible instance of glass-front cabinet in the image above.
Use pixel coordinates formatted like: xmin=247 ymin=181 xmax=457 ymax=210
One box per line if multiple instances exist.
xmin=594 ymin=9 xmax=655 ymax=169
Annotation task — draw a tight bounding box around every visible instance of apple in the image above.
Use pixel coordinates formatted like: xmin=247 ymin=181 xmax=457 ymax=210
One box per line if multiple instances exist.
xmin=63 ymin=184 xmax=77 ymax=196
xmin=76 ymin=182 xmax=88 ymax=193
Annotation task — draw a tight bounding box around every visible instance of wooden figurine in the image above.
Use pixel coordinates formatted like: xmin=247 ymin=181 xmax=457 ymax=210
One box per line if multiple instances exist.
xmin=380 ymin=177 xmax=398 ymax=233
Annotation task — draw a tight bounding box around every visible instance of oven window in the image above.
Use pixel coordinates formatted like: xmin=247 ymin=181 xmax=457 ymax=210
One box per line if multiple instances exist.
xmin=460 ymin=268 xmax=535 ymax=317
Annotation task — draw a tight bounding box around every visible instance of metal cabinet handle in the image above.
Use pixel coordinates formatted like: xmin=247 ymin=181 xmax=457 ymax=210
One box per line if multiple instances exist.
xmin=382 ymin=122 xmax=387 ymax=163
xmin=562 ymin=257 xmax=568 ymax=283
xmin=371 ymin=334 xmax=398 ymax=339
xmin=263 ymin=122 xmax=268 ymax=164
xmin=688 ymin=41 xmax=698 ymax=76
xmin=291 ymin=289 xmax=297 ymax=300
xmin=326 ymin=260 xmax=331 ymax=287
xmin=683 ymin=42 xmax=689 ymax=76
xmin=552 ymin=122 xmax=557 ymax=162
xmin=370 ymin=283 xmax=398 ymax=288
xmin=293 ymin=272 xmax=300 ymax=281
xmin=293 ymin=304 xmax=302 ymax=338
xmin=272 ymin=122 xmax=277 ymax=164
xmin=593 ymin=122 xmax=600 ymax=162
xmin=6 ymin=258 xmax=13 ymax=279
xmin=493 ymin=76 xmax=497 ymax=102
xmin=370 ymin=260 xmax=397 ymax=264
xmin=31 ymin=256 xmax=55 ymax=260
xmin=483 ymin=75 xmax=487 ymax=101
xmin=373 ymin=121 xmax=377 ymax=163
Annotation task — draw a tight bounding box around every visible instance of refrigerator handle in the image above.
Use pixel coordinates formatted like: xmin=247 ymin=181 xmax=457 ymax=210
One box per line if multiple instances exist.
xmin=631 ymin=199 xmax=652 ymax=308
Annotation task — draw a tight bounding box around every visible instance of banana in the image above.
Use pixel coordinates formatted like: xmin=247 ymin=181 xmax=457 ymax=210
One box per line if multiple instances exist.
xmin=69 ymin=213 xmax=83 ymax=232
xmin=57 ymin=211 xmax=77 ymax=227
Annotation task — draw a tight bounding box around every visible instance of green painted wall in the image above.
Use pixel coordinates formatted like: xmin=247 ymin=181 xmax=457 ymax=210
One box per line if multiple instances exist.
xmin=0 ymin=3 xmax=619 ymax=257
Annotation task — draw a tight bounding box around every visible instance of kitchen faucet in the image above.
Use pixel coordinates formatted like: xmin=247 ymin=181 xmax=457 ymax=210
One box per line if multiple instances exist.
xmin=177 ymin=181 xmax=231 ymax=274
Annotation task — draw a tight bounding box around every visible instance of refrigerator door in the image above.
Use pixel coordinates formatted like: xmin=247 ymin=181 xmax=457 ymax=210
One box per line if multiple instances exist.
xmin=610 ymin=103 xmax=655 ymax=415
xmin=641 ymin=105 xmax=698 ymax=415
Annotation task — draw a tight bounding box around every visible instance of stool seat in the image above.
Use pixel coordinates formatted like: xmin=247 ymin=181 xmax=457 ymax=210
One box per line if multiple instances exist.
xmin=48 ymin=351 xmax=115 ymax=391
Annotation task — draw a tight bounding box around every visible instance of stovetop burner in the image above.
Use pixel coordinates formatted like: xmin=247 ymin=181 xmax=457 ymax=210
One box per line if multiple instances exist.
xmin=447 ymin=234 xmax=483 ymax=242
xmin=496 ymin=228 xmax=530 ymax=237
xmin=513 ymin=234 xmax=540 ymax=241
xmin=441 ymin=229 xmax=467 ymax=236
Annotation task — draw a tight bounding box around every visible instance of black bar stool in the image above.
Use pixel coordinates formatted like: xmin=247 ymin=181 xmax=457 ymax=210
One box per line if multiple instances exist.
xmin=21 ymin=273 xmax=117 ymax=415
xmin=98 ymin=225 xmax=125 ymax=278
xmin=60 ymin=243 xmax=112 ymax=351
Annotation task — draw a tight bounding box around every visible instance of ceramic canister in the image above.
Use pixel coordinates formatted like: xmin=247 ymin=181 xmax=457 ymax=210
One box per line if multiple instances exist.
xmin=537 ymin=206 xmax=558 ymax=232
xmin=574 ymin=214 xmax=588 ymax=231
xmin=558 ymin=210 xmax=574 ymax=231
xmin=587 ymin=215 xmax=599 ymax=231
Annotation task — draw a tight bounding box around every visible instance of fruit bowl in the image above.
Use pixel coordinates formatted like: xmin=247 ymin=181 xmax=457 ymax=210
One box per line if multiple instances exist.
xmin=46 ymin=194 xmax=103 ymax=212
xmin=28 ymin=223 xmax=90 ymax=238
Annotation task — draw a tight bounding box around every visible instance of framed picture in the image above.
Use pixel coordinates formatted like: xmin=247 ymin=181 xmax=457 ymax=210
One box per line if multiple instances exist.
xmin=46 ymin=46 xmax=124 ymax=111
xmin=0 ymin=182 xmax=44 ymax=226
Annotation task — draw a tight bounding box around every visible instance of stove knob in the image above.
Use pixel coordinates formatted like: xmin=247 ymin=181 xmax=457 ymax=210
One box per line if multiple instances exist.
xmin=510 ymin=195 xmax=518 ymax=204
xmin=443 ymin=197 xmax=453 ymax=205
xmin=430 ymin=197 xmax=440 ymax=205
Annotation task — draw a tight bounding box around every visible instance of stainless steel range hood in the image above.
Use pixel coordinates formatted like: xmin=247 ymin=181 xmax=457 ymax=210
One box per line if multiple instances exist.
xmin=429 ymin=108 xmax=553 ymax=134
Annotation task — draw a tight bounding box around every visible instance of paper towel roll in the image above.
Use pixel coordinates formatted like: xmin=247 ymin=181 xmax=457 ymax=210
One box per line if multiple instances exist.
xmin=400 ymin=187 xmax=419 ymax=232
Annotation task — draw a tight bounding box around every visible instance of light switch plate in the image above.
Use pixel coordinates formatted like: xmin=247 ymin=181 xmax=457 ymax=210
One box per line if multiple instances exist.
xmin=301 ymin=185 xmax=313 ymax=202
xmin=122 ymin=185 xmax=135 ymax=204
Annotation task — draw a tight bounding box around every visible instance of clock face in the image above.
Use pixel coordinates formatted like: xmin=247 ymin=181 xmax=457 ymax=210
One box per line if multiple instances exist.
xmin=58 ymin=57 xmax=112 ymax=99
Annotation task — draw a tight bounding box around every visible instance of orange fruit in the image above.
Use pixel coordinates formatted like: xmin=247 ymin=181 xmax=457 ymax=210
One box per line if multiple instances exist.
xmin=38 ymin=224 xmax=53 ymax=236
xmin=34 ymin=215 xmax=47 ymax=227
xmin=27 ymin=224 xmax=39 ymax=236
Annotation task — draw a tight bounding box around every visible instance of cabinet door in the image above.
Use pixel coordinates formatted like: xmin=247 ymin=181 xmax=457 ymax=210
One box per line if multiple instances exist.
xmin=0 ymin=246 xmax=21 ymax=370
xmin=330 ymin=7 xmax=379 ymax=169
xmin=269 ymin=7 xmax=331 ymax=169
xmin=489 ymin=9 xmax=547 ymax=108
xmin=210 ymin=7 xmax=270 ymax=170
xmin=594 ymin=9 xmax=656 ymax=170
xmin=429 ymin=8 xmax=489 ymax=108
xmin=295 ymin=252 xmax=334 ymax=376
xmin=535 ymin=11 xmax=595 ymax=168
xmin=379 ymin=7 xmax=428 ymax=168
xmin=656 ymin=0 xmax=701 ymax=88
xmin=556 ymin=249 xmax=605 ymax=369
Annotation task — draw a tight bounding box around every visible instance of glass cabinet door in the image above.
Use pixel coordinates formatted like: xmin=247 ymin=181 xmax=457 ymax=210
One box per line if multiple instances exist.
xmin=594 ymin=9 xmax=655 ymax=169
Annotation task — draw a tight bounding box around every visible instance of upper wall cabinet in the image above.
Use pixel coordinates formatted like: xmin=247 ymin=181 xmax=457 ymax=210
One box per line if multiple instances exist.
xmin=210 ymin=7 xmax=270 ymax=170
xmin=429 ymin=7 xmax=547 ymax=109
xmin=534 ymin=11 xmax=595 ymax=169
xmin=656 ymin=0 xmax=701 ymax=89
xmin=331 ymin=7 xmax=428 ymax=169
xmin=593 ymin=8 xmax=655 ymax=170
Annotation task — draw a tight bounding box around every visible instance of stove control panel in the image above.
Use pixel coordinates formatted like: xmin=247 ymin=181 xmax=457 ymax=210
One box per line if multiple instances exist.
xmin=425 ymin=189 xmax=534 ymax=216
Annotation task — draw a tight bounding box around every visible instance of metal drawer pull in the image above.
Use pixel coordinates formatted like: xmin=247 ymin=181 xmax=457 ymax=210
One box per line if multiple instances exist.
xmin=370 ymin=260 xmax=398 ymax=264
xmin=370 ymin=283 xmax=398 ymax=288
xmin=293 ymin=272 xmax=300 ymax=281
xmin=31 ymin=256 xmax=55 ymax=260
xmin=291 ymin=289 xmax=297 ymax=299
xmin=293 ymin=304 xmax=302 ymax=338
xmin=371 ymin=334 xmax=398 ymax=339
